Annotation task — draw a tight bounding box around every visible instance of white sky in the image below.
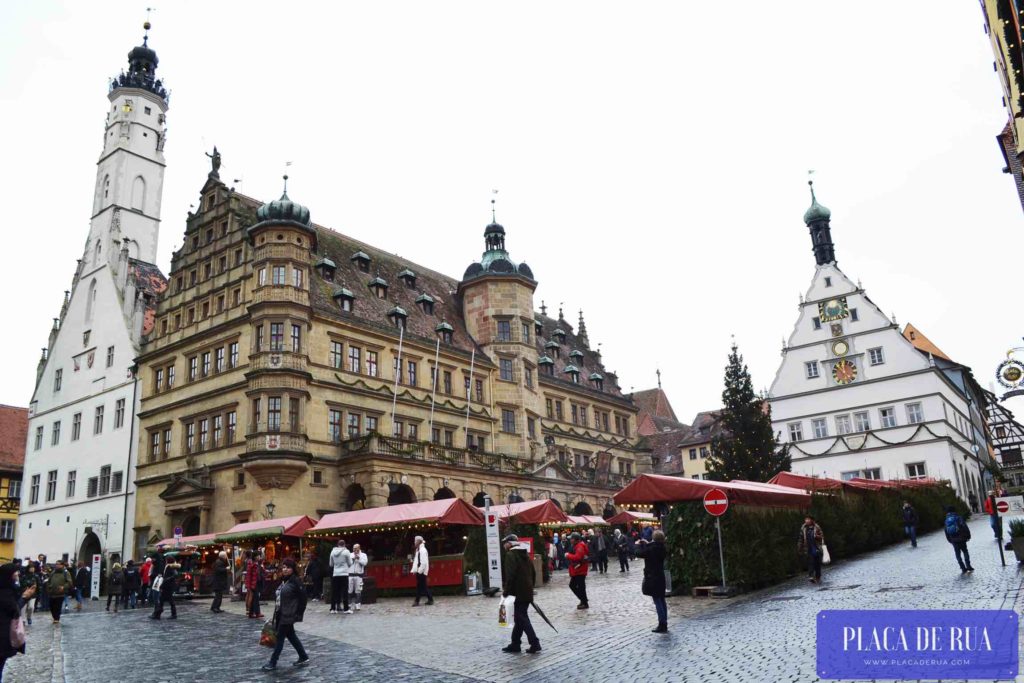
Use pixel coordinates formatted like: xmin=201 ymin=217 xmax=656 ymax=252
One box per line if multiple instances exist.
xmin=0 ymin=1 xmax=1020 ymax=423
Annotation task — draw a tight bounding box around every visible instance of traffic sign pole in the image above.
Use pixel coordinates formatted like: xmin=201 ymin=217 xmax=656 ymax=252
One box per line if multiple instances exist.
xmin=703 ymin=488 xmax=731 ymax=595
xmin=715 ymin=516 xmax=726 ymax=589
xmin=990 ymin=494 xmax=1007 ymax=568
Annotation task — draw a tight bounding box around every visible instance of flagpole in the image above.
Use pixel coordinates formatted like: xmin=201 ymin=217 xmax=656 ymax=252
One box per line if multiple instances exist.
xmin=428 ymin=337 xmax=440 ymax=439
xmin=390 ymin=323 xmax=405 ymax=436
xmin=464 ymin=348 xmax=476 ymax=446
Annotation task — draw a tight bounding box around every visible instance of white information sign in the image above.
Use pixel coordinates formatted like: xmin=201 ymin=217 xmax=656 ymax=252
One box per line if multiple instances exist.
xmin=484 ymin=498 xmax=502 ymax=590
xmin=90 ymin=553 xmax=101 ymax=598
xmin=996 ymin=495 xmax=1024 ymax=516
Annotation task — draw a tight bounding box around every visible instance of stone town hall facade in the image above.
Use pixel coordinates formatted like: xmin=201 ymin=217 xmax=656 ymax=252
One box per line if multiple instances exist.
xmin=132 ymin=169 xmax=645 ymax=545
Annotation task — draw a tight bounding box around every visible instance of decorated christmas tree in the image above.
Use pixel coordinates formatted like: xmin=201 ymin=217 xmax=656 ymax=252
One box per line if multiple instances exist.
xmin=706 ymin=343 xmax=790 ymax=482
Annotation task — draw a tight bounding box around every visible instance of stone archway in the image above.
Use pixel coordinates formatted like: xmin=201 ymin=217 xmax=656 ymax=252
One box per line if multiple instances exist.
xmin=387 ymin=483 xmax=416 ymax=506
xmin=345 ymin=484 xmax=367 ymax=510
xmin=182 ymin=514 xmax=201 ymax=536
xmin=433 ymin=487 xmax=456 ymax=500
xmin=602 ymin=502 xmax=617 ymax=519
xmin=572 ymin=501 xmax=594 ymax=516
xmin=472 ymin=491 xmax=490 ymax=507
xmin=79 ymin=531 xmax=101 ymax=564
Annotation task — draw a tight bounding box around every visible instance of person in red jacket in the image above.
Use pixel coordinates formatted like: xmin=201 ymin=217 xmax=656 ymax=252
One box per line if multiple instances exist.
xmin=139 ymin=558 xmax=153 ymax=606
xmin=564 ymin=532 xmax=589 ymax=610
xmin=245 ymin=552 xmax=264 ymax=619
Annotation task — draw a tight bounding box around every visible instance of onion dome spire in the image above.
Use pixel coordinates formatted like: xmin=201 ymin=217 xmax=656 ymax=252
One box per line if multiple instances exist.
xmin=804 ymin=179 xmax=836 ymax=266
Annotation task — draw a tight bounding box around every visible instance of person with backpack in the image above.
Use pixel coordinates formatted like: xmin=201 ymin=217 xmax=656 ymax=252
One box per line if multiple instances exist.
xmin=797 ymin=516 xmax=825 ymax=584
xmin=106 ymin=563 xmax=125 ymax=612
xmin=944 ymin=505 xmax=975 ymax=573
xmin=565 ymin=532 xmax=590 ymax=610
xmin=122 ymin=560 xmax=140 ymax=609
xmin=261 ymin=558 xmax=309 ymax=671
xmin=902 ymin=501 xmax=919 ymax=548
xmin=44 ymin=560 xmax=73 ymax=623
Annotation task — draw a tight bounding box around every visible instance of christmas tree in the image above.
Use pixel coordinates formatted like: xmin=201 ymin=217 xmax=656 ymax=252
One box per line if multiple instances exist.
xmin=706 ymin=343 xmax=790 ymax=482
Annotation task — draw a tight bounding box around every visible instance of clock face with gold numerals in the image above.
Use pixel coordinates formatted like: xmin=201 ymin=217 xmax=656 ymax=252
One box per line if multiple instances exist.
xmin=818 ymin=297 xmax=849 ymax=323
xmin=832 ymin=340 xmax=849 ymax=357
xmin=832 ymin=359 xmax=857 ymax=385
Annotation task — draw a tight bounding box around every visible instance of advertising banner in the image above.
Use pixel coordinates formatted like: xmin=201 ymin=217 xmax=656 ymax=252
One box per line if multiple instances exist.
xmin=90 ymin=553 xmax=101 ymax=598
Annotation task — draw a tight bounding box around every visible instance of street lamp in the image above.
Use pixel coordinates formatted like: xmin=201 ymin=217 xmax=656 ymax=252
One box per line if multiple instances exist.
xmin=265 ymin=501 xmax=276 ymax=519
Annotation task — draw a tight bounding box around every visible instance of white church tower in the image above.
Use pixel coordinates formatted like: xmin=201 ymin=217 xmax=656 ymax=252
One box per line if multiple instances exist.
xmin=17 ymin=23 xmax=169 ymax=567
xmin=768 ymin=183 xmax=994 ymax=506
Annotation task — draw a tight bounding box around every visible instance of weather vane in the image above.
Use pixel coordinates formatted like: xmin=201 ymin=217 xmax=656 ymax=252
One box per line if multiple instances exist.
xmin=491 ymin=188 xmax=498 ymax=222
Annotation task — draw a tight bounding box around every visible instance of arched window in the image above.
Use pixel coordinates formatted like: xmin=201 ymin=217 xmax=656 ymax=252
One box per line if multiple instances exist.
xmin=103 ymin=175 xmax=110 ymax=199
xmin=94 ymin=239 xmax=102 ymax=264
xmin=131 ymin=176 xmax=146 ymax=212
xmin=85 ymin=279 xmax=97 ymax=323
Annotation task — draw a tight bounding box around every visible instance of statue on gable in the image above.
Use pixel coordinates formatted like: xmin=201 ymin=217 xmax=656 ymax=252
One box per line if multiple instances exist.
xmin=205 ymin=146 xmax=222 ymax=179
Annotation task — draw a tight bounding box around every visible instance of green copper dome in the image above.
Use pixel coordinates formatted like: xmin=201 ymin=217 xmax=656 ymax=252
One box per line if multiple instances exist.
xmin=803 ymin=184 xmax=831 ymax=224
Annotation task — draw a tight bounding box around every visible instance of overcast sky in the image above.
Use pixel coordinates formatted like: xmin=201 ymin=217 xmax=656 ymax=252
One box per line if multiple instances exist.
xmin=0 ymin=1 xmax=1020 ymax=423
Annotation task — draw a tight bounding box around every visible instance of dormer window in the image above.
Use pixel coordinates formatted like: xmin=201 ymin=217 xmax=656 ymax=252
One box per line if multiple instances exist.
xmin=589 ymin=372 xmax=604 ymax=391
xmin=553 ymin=328 xmax=566 ymax=344
xmin=369 ymin=277 xmax=388 ymax=299
xmin=416 ymin=293 xmax=435 ymax=315
xmin=539 ymin=355 xmax=555 ymax=376
xmin=569 ymin=349 xmax=584 ymax=363
xmin=534 ymin=319 xmax=543 ymax=337
xmin=388 ymin=306 xmax=408 ymax=330
xmin=436 ymin=321 xmax=454 ymax=344
xmin=332 ymin=286 xmax=355 ymax=313
xmin=545 ymin=340 xmax=560 ymax=359
xmin=316 ymin=257 xmax=336 ymax=282
xmin=564 ymin=364 xmax=580 ymax=384
xmin=399 ymin=269 xmax=417 ymax=288
xmin=351 ymin=251 xmax=370 ymax=273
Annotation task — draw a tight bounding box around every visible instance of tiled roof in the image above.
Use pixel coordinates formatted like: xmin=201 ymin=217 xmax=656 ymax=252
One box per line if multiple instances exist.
xmin=680 ymin=410 xmax=724 ymax=446
xmin=631 ymin=388 xmax=678 ymax=422
xmin=533 ymin=313 xmax=625 ymax=397
xmin=902 ymin=323 xmax=953 ymax=362
xmin=129 ymin=259 xmax=169 ymax=337
xmin=0 ymin=405 xmax=28 ymax=472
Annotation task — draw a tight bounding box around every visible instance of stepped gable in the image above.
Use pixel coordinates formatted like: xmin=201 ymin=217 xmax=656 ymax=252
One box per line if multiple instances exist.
xmin=310 ymin=227 xmax=488 ymax=362
xmin=129 ymin=259 xmax=169 ymax=337
xmin=0 ymin=405 xmax=28 ymax=471
xmin=534 ymin=313 xmax=624 ymax=396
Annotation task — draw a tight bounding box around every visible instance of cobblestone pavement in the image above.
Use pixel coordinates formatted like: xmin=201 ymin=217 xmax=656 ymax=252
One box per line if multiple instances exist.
xmin=5 ymin=517 xmax=1024 ymax=683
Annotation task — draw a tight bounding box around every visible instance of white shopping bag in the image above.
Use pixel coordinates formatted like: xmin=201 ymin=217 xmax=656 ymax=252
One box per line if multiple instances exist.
xmin=497 ymin=595 xmax=514 ymax=627
xmin=821 ymin=544 xmax=831 ymax=565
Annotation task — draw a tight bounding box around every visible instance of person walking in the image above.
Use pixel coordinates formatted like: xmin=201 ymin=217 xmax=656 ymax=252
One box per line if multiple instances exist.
xmin=348 ymin=544 xmax=368 ymax=612
xmin=36 ymin=561 xmax=50 ymax=615
xmin=984 ymin=491 xmax=1000 ymax=539
xmin=150 ymin=559 xmax=180 ymax=619
xmin=565 ymin=532 xmax=590 ymax=609
xmin=636 ymin=530 xmax=668 ymax=633
xmin=122 ymin=560 xmax=140 ymax=609
xmin=105 ymin=562 xmax=124 ymax=612
xmin=304 ymin=552 xmax=323 ymax=602
xmin=587 ymin=531 xmax=598 ymax=572
xmin=797 ymin=515 xmax=825 ymax=584
xmin=902 ymin=501 xmax=919 ymax=548
xmin=328 ymin=540 xmax=352 ymax=614
xmin=411 ymin=536 xmax=433 ymax=606
xmin=210 ymin=551 xmax=229 ymax=614
xmin=245 ymin=552 xmax=264 ymax=619
xmin=20 ymin=563 xmax=40 ymax=626
xmin=71 ymin=561 xmax=90 ymax=611
xmin=500 ymin=535 xmax=541 ymax=654
xmin=944 ymin=505 xmax=975 ymax=573
xmin=0 ymin=563 xmax=30 ymax=679
xmin=613 ymin=529 xmax=630 ymax=572
xmin=44 ymin=560 xmax=73 ymax=624
xmin=596 ymin=529 xmax=610 ymax=574
xmin=260 ymin=558 xmax=309 ymax=671
xmin=139 ymin=557 xmax=153 ymax=607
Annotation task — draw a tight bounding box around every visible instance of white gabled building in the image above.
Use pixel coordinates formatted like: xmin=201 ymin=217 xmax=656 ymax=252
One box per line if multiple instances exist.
xmin=768 ymin=184 xmax=994 ymax=507
xmin=16 ymin=25 xmax=169 ymax=565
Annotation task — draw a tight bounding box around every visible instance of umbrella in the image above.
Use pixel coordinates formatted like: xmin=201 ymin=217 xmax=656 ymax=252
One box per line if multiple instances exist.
xmin=530 ymin=600 xmax=558 ymax=633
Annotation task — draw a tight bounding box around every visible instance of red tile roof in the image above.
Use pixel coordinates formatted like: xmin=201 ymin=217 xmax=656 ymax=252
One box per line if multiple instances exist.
xmin=0 ymin=405 xmax=28 ymax=473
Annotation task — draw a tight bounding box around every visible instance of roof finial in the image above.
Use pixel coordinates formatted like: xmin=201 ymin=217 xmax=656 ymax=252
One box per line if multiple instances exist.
xmin=540 ymin=300 xmax=547 ymax=316
xmin=282 ymin=174 xmax=289 ymax=196
xmin=807 ymin=169 xmax=816 ymax=201
xmin=491 ymin=189 xmax=498 ymax=223
xmin=656 ymin=368 xmax=662 ymax=389
xmin=558 ymin=303 xmax=565 ymax=321
xmin=143 ymin=8 xmax=153 ymax=46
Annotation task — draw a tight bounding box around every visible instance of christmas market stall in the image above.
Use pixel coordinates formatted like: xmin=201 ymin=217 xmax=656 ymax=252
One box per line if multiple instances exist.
xmin=152 ymin=533 xmax=221 ymax=596
xmin=214 ymin=515 xmax=318 ymax=600
xmin=306 ymin=498 xmax=484 ymax=593
xmin=605 ymin=510 xmax=660 ymax=528
xmin=613 ymin=473 xmax=812 ymax=509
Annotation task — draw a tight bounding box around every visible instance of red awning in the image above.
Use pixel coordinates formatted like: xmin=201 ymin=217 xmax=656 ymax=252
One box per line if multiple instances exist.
xmin=478 ymin=499 xmax=569 ymax=525
xmin=605 ymin=510 xmax=659 ymax=526
xmin=568 ymin=515 xmax=609 ymax=526
xmin=768 ymin=471 xmax=848 ymax=492
xmin=155 ymin=533 xmax=218 ymax=548
xmin=613 ymin=473 xmax=811 ymax=508
xmin=308 ymin=498 xmax=484 ymax=537
xmin=215 ymin=515 xmax=317 ymax=543
xmin=849 ymin=478 xmax=899 ymax=490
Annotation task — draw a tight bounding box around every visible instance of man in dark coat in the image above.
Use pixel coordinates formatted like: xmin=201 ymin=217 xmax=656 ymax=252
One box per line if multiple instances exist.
xmin=902 ymin=501 xmax=919 ymax=548
xmin=304 ymin=553 xmax=323 ymax=601
xmin=210 ymin=551 xmax=229 ymax=613
xmin=636 ymin=530 xmax=668 ymax=633
xmin=500 ymin=535 xmax=540 ymax=654
xmin=944 ymin=505 xmax=975 ymax=573
xmin=262 ymin=558 xmax=309 ymax=671
xmin=0 ymin=563 xmax=28 ymax=679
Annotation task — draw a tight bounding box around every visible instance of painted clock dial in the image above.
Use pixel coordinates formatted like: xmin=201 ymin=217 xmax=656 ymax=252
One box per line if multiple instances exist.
xmin=831 ymin=340 xmax=849 ymax=356
xmin=818 ymin=297 xmax=849 ymax=323
xmin=832 ymin=359 xmax=857 ymax=384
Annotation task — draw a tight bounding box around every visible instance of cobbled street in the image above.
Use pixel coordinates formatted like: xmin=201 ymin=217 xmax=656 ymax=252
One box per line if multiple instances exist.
xmin=6 ymin=517 xmax=1024 ymax=683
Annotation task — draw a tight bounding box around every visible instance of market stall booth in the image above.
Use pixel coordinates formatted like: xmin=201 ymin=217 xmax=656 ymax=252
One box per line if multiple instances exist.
xmin=215 ymin=515 xmax=318 ymax=599
xmin=613 ymin=473 xmax=812 ymax=508
xmin=306 ymin=498 xmax=484 ymax=591
xmin=480 ymin=499 xmax=569 ymax=526
xmin=605 ymin=510 xmax=660 ymax=527
xmin=152 ymin=533 xmax=221 ymax=596
xmin=767 ymin=471 xmax=850 ymax=493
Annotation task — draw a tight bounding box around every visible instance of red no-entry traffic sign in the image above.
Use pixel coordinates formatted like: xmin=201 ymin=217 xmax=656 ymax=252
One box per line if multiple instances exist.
xmin=997 ymin=500 xmax=1010 ymax=514
xmin=704 ymin=488 xmax=729 ymax=517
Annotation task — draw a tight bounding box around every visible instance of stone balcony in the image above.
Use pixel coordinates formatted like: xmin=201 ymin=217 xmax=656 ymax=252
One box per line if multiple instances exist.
xmin=249 ymin=351 xmax=308 ymax=374
xmin=251 ymin=285 xmax=309 ymax=307
xmin=243 ymin=425 xmax=310 ymax=490
xmin=253 ymin=243 xmax=308 ymax=264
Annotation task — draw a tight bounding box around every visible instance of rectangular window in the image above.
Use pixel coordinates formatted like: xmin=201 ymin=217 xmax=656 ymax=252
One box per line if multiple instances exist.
xmin=268 ymin=397 xmax=282 ymax=431
xmin=272 ymin=265 xmax=286 ymax=285
xmin=186 ymin=422 xmax=195 ymax=453
xmin=812 ymin=418 xmax=828 ymax=439
xmin=393 ymin=358 xmax=403 ymax=384
xmin=571 ymin=404 xmax=579 ymax=424
xmin=163 ymin=428 xmax=171 ymax=456
xmin=444 ymin=429 xmax=454 ymax=447
xmin=408 ymin=423 xmax=418 ymax=440
xmin=521 ymin=321 xmax=530 ymax=343
xmin=853 ymin=411 xmax=870 ymax=432
xmin=270 ymin=323 xmax=284 ymax=351
xmin=555 ymin=401 xmax=564 ymax=421
xmin=863 ymin=467 xmax=881 ymax=480
xmin=155 ymin=368 xmax=164 ymax=392
xmin=906 ymin=462 xmax=927 ymax=479
xmin=226 ymin=412 xmax=236 ymax=444
xmin=111 ymin=471 xmax=123 ymax=493
xmin=366 ymin=351 xmax=378 ymax=377
xmin=233 ymin=288 xmax=241 ymax=306
xmin=824 ymin=276 xmax=832 ymax=287
xmin=72 ymin=413 xmax=81 ymax=441
xmin=54 ymin=369 xmax=62 ymax=392
xmin=235 ymin=249 xmax=243 ymax=266
xmin=167 ymin=366 xmax=175 ymax=387
xmin=213 ymin=415 xmax=222 ymax=446
xmin=496 ymin=320 xmax=512 ymax=342
xmin=189 ymin=356 xmax=198 ymax=381
xmin=329 ymin=409 xmax=343 ymax=443
xmin=906 ymin=402 xmax=924 ymax=425
xmin=215 ymin=347 xmax=225 ymax=373
xmin=29 ymin=475 xmax=39 ymax=505
xmin=689 ymin=448 xmax=698 ymax=460
xmin=292 ymin=267 xmax=304 ymax=288
xmin=408 ymin=361 xmax=417 ymax=387
xmin=312 ymin=469 xmax=324 ymax=485
xmin=200 ymin=351 xmax=210 ymax=376
xmin=114 ymin=398 xmax=125 ymax=429
xmin=199 ymin=418 xmax=208 ymax=449
xmin=812 ymin=317 xmax=821 ymax=330
xmin=365 ymin=415 xmax=378 ymax=433
xmin=443 ymin=371 xmax=452 ymax=395
xmin=99 ymin=465 xmax=111 ymax=496
xmin=805 ymin=361 xmax=819 ymax=379
xmin=289 ymin=397 xmax=299 ymax=431
xmin=835 ymin=414 xmax=852 ymax=435
xmin=150 ymin=431 xmax=160 ymax=459
xmin=347 ymin=413 xmax=360 ymax=437
xmin=6 ymin=480 xmax=19 ymax=500
xmin=699 ymin=446 xmax=709 ymax=458
xmin=868 ymin=347 xmax=885 ymax=366
xmin=525 ymin=367 xmax=533 ymax=389
xmin=106 ymin=345 xmax=115 ymax=368
xmin=527 ymin=417 xmax=536 ymax=438
xmin=229 ymin=342 xmax=239 ymax=368
xmin=580 ymin=406 xmax=588 ymax=427
xmin=500 ymin=358 xmax=514 ymax=381
xmin=330 ymin=341 xmax=343 ymax=368
xmin=291 ymin=324 xmax=301 ymax=353
xmin=602 ymin=413 xmax=610 ymax=431
xmin=879 ymin=407 xmax=897 ymax=429
xmin=348 ymin=346 xmax=361 ymax=373
xmin=788 ymin=422 xmax=802 ymax=442
xmin=45 ymin=470 xmax=57 ymax=502
xmin=34 ymin=426 xmax=42 ymax=451
xmin=502 ymin=409 xmax=516 ymax=433
xmin=219 ymin=257 xmax=227 ymax=275
xmin=187 ymin=308 xmax=195 ymax=324
xmin=546 ymin=398 xmax=553 ymax=419
xmin=87 ymin=477 xmax=98 ymax=498
xmin=475 ymin=379 xmax=483 ymax=402
xmin=66 ymin=471 xmax=76 ymax=498
xmin=93 ymin=405 xmax=104 ymax=435
xmin=850 ymin=308 xmax=859 ymax=322
xmin=51 ymin=421 xmax=61 ymax=446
